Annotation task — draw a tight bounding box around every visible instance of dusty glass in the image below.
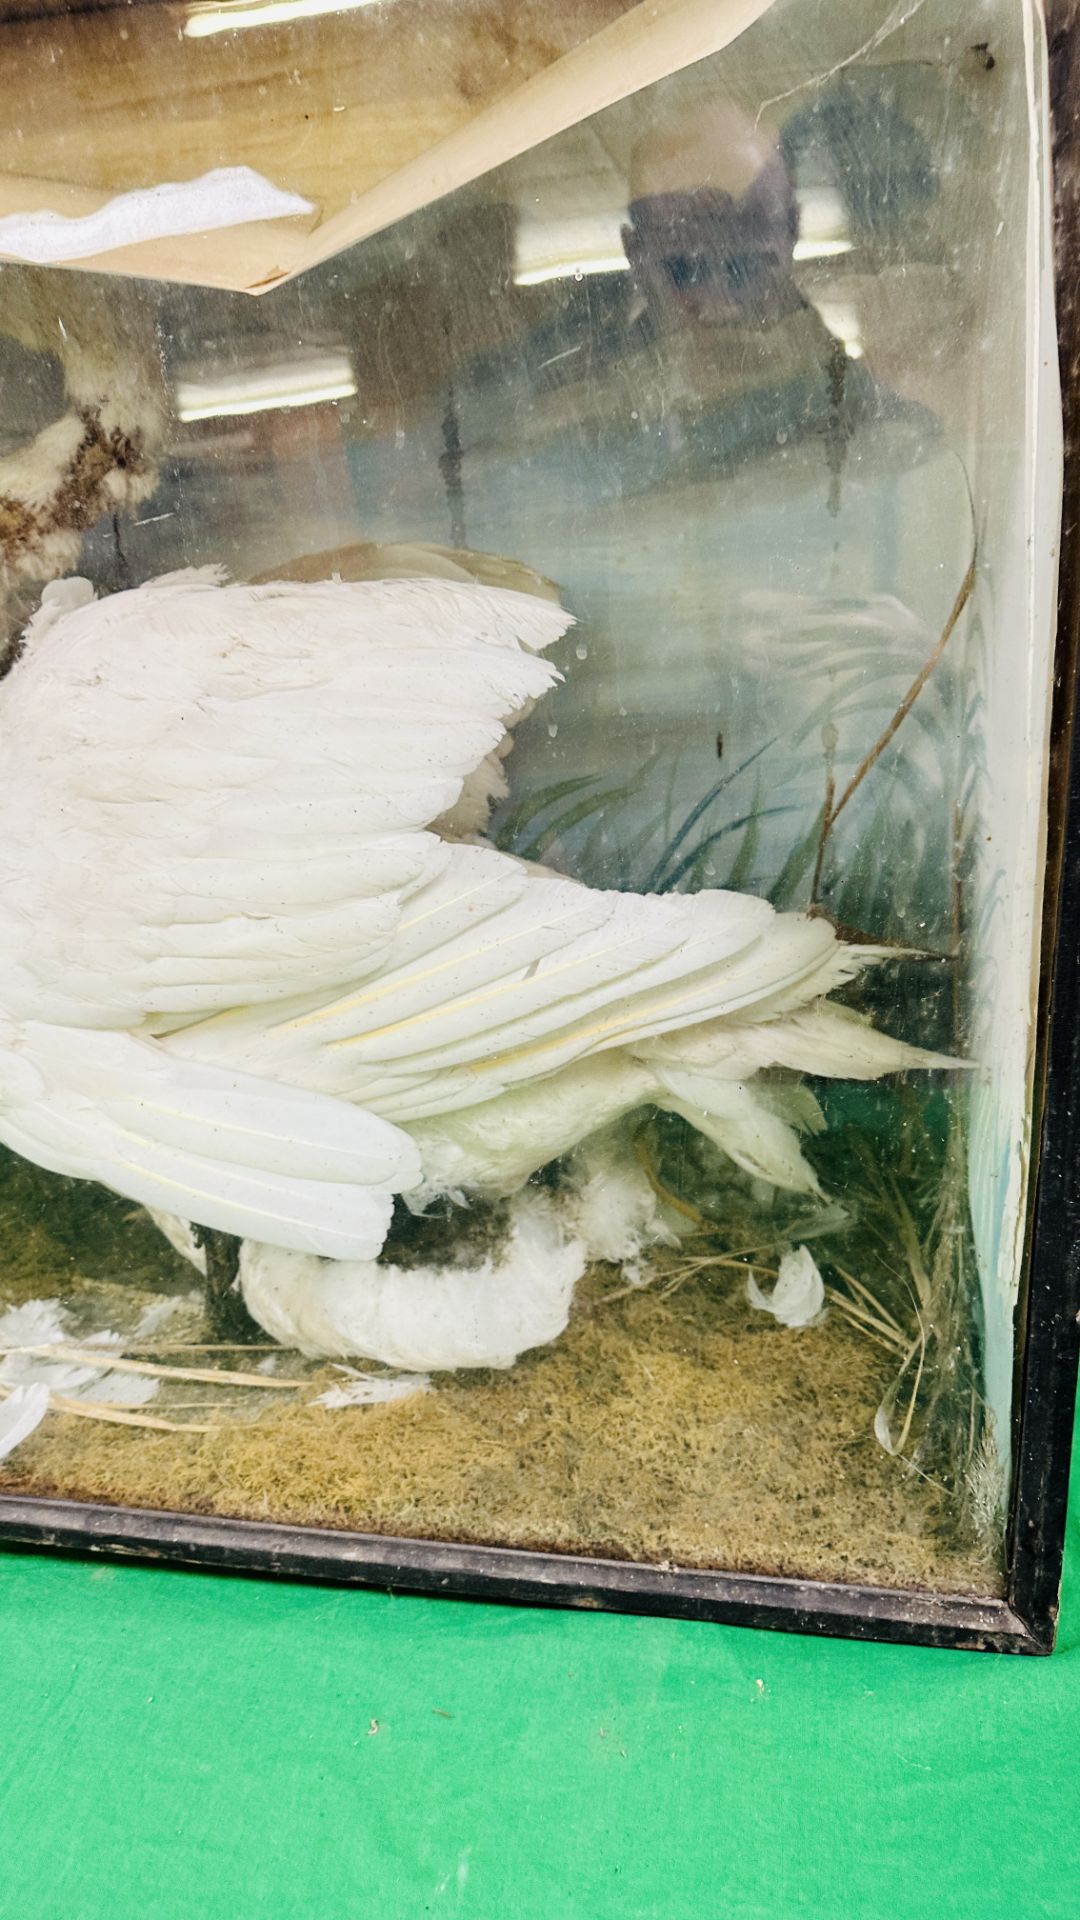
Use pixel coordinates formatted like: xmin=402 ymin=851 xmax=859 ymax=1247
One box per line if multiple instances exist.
xmin=0 ymin=0 xmax=1068 ymax=1635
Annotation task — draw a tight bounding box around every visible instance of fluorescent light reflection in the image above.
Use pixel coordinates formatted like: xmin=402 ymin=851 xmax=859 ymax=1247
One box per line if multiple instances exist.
xmin=175 ymin=355 xmax=356 ymax=421
xmin=793 ymin=236 xmax=853 ymax=261
xmin=811 ymin=297 xmax=864 ymax=361
xmin=515 ymin=256 xmax=630 ymax=287
xmin=513 ymin=208 xmax=630 ymax=288
xmin=185 ymin=0 xmax=377 ymax=39
xmin=794 ymin=185 xmax=854 ymax=264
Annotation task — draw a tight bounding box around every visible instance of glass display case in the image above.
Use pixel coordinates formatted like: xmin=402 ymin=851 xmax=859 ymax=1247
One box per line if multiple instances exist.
xmin=0 ymin=0 xmax=1076 ymax=1651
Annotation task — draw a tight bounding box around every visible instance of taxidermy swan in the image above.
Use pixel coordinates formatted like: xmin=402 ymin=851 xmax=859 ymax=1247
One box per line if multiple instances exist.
xmin=0 ymin=568 xmax=951 ymax=1368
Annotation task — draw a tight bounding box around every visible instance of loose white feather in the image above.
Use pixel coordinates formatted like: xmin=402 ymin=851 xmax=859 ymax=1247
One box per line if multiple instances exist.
xmin=0 ymin=1384 xmax=50 ymax=1460
xmin=0 ymin=1300 xmax=158 ymax=1406
xmin=746 ymin=1246 xmax=826 ymax=1327
xmin=314 ymin=1369 xmax=432 ymax=1408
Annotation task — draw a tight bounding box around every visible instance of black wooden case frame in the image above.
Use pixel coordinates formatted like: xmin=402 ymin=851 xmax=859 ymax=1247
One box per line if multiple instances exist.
xmin=2 ymin=2 xmax=1080 ymax=1654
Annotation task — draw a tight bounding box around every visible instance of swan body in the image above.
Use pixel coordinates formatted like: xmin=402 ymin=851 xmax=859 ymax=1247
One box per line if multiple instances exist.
xmin=0 ymin=567 xmax=950 ymax=1367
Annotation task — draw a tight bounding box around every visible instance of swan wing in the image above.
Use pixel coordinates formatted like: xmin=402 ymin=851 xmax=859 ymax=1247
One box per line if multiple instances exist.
xmin=0 ymin=1024 xmax=420 ymax=1258
xmin=164 ymin=841 xmax=866 ymax=1122
xmin=0 ymin=570 xmax=567 ymax=1028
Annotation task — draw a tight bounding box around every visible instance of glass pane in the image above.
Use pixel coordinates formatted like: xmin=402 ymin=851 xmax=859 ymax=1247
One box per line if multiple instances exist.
xmin=0 ymin=0 xmax=1061 ymax=1602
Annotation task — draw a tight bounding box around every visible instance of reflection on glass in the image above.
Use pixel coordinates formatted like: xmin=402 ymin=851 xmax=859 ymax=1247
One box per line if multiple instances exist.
xmin=0 ymin=0 xmax=1061 ymax=1603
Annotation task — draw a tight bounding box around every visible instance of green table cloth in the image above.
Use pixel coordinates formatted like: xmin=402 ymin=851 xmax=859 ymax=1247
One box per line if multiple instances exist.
xmin=3 ymin=1436 xmax=1078 ymax=1920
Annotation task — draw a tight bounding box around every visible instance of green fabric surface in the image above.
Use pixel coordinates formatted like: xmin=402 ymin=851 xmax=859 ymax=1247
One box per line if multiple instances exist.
xmin=2 ymin=1451 xmax=1078 ymax=1920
